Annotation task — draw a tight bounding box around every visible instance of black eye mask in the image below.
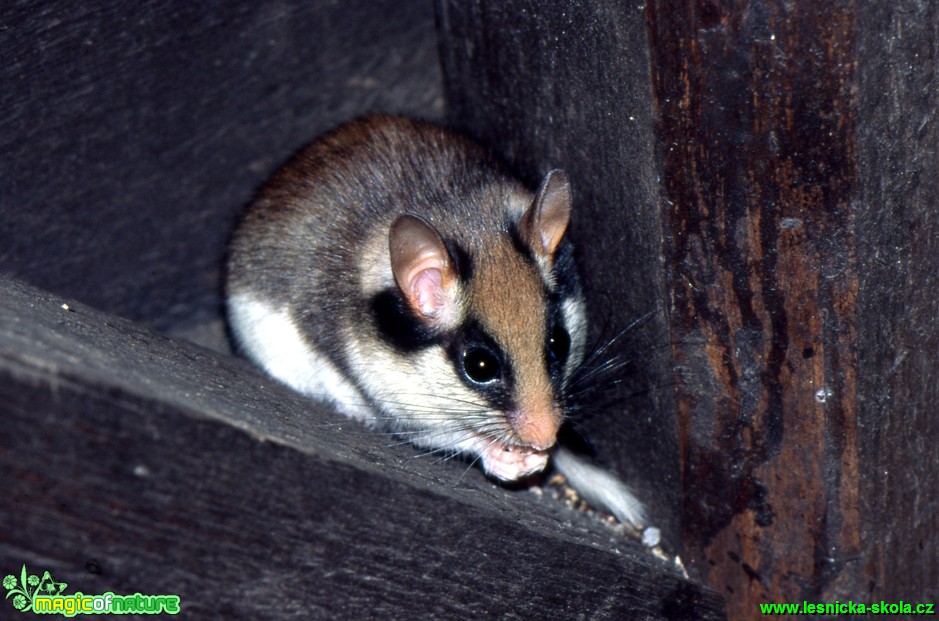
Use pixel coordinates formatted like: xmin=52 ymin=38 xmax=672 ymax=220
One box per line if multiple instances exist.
xmin=446 ymin=320 xmax=515 ymax=412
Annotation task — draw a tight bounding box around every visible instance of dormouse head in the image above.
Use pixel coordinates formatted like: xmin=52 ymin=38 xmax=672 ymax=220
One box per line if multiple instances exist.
xmin=387 ymin=170 xmax=586 ymax=461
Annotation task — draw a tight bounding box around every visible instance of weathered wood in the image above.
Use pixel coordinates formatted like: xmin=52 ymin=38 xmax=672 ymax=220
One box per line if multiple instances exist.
xmin=0 ymin=276 xmax=725 ymax=619
xmin=0 ymin=0 xmax=442 ymax=330
xmin=647 ymin=0 xmax=939 ymax=615
xmin=855 ymin=0 xmax=939 ymax=603
xmin=646 ymin=0 xmax=861 ymax=611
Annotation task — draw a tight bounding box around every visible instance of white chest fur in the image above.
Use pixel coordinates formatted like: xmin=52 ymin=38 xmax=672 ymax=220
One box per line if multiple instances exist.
xmin=227 ymin=291 xmax=374 ymax=424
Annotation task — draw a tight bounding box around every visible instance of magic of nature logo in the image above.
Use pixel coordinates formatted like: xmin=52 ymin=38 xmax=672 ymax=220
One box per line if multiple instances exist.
xmin=4 ymin=565 xmax=180 ymax=616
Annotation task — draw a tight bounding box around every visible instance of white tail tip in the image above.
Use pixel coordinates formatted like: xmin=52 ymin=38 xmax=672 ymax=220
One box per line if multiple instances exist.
xmin=551 ymin=446 xmax=647 ymax=529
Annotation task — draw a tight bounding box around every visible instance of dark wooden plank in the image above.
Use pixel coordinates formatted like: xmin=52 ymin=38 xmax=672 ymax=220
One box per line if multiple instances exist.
xmin=646 ymin=1 xmax=862 ymax=612
xmin=0 ymin=275 xmax=726 ymax=620
xmin=647 ymin=0 xmax=939 ymax=615
xmin=0 ymin=0 xmax=442 ymax=330
xmin=855 ymin=0 xmax=939 ymax=603
xmin=436 ymin=0 xmax=681 ymax=545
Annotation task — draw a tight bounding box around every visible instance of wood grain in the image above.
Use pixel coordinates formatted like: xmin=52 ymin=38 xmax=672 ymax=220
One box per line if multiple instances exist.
xmin=646 ymin=1 xmax=861 ymax=610
xmin=0 ymin=0 xmax=442 ymax=330
xmin=855 ymin=0 xmax=939 ymax=603
xmin=0 ymin=276 xmax=725 ymax=619
xmin=648 ymin=0 xmax=938 ymax=614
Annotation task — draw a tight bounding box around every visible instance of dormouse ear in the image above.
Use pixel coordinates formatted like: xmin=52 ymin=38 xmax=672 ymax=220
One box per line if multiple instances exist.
xmin=520 ymin=169 xmax=572 ymax=260
xmin=389 ymin=215 xmax=460 ymax=328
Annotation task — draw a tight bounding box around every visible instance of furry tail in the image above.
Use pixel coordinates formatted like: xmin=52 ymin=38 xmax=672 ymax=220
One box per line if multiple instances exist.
xmin=552 ymin=446 xmax=648 ymax=531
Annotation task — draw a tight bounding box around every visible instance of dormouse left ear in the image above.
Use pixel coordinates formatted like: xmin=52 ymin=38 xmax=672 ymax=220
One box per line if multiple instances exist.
xmin=520 ymin=169 xmax=572 ymax=261
xmin=389 ymin=214 xmax=461 ymax=330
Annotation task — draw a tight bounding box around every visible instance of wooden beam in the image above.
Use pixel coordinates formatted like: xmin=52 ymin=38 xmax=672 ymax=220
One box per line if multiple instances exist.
xmin=0 ymin=276 xmax=725 ymax=619
xmin=0 ymin=0 xmax=442 ymax=329
xmin=855 ymin=0 xmax=939 ymax=604
xmin=648 ymin=0 xmax=938 ymax=614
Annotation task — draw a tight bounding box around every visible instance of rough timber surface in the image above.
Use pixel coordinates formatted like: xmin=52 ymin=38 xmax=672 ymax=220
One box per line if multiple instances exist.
xmin=0 ymin=0 xmax=443 ymax=331
xmin=855 ymin=0 xmax=939 ymax=603
xmin=0 ymin=276 xmax=725 ymax=620
xmin=646 ymin=1 xmax=862 ymax=611
xmin=646 ymin=0 xmax=939 ymax=616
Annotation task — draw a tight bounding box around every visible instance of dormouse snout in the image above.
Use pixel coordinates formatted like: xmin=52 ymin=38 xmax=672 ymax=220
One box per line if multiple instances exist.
xmin=511 ymin=403 xmax=561 ymax=451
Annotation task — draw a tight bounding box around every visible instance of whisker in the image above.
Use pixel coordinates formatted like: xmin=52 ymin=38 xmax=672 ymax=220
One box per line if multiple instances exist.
xmin=568 ymin=357 xmax=634 ymax=390
xmin=578 ymin=309 xmax=658 ymax=369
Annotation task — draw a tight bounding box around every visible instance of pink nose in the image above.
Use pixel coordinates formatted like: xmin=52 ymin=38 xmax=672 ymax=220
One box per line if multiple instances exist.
xmin=511 ymin=407 xmax=560 ymax=450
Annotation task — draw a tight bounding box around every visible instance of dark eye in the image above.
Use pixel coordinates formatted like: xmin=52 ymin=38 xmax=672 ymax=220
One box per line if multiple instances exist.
xmin=548 ymin=325 xmax=571 ymax=364
xmin=462 ymin=347 xmax=501 ymax=383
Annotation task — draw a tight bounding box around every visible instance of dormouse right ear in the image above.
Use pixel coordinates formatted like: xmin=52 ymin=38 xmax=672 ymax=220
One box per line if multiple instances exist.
xmin=519 ymin=169 xmax=572 ymax=264
xmin=389 ymin=215 xmax=461 ymax=330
